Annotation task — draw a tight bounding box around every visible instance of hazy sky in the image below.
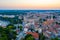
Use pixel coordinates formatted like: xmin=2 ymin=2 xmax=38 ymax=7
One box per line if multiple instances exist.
xmin=0 ymin=0 xmax=60 ymax=10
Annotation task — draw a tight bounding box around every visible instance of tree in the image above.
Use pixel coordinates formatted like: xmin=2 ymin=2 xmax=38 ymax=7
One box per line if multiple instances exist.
xmin=39 ymin=33 xmax=45 ymax=40
xmin=53 ymin=16 xmax=56 ymax=19
xmin=19 ymin=19 xmax=22 ymax=24
xmin=0 ymin=26 xmax=17 ymax=40
xmin=0 ymin=33 xmax=8 ymax=40
xmin=39 ymin=18 xmax=46 ymax=24
xmin=51 ymin=37 xmax=59 ymax=40
xmin=10 ymin=31 xmax=17 ymax=40
xmin=0 ymin=27 xmax=10 ymax=40
xmin=7 ymin=24 xmax=15 ymax=29
xmin=7 ymin=24 xmax=17 ymax=40
xmin=24 ymin=34 xmax=35 ymax=40
xmin=18 ymin=26 xmax=23 ymax=31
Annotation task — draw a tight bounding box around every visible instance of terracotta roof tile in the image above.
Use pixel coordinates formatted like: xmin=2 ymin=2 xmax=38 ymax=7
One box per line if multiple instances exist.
xmin=26 ymin=32 xmax=39 ymax=38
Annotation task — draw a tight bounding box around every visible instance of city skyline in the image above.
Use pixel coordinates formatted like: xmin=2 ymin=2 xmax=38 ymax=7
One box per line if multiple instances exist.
xmin=0 ymin=0 xmax=60 ymax=10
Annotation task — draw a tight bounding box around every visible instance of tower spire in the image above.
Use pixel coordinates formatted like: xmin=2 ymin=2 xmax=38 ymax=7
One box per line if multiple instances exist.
xmin=51 ymin=14 xmax=53 ymax=20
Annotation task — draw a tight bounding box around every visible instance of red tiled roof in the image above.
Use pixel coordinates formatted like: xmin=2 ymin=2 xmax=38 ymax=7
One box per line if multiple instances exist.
xmin=26 ymin=32 xmax=39 ymax=38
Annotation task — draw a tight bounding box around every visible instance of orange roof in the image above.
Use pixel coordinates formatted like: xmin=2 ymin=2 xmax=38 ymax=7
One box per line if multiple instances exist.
xmin=43 ymin=19 xmax=54 ymax=25
xmin=26 ymin=32 xmax=39 ymax=38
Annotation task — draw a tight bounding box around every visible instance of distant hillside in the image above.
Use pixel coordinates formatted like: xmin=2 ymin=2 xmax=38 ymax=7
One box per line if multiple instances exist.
xmin=0 ymin=10 xmax=60 ymax=15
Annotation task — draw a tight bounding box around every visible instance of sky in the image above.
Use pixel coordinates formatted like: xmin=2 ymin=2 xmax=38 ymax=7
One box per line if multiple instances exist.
xmin=0 ymin=0 xmax=60 ymax=10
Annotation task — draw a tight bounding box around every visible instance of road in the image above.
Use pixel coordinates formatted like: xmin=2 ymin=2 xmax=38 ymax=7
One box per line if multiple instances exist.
xmin=16 ymin=31 xmax=26 ymax=40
